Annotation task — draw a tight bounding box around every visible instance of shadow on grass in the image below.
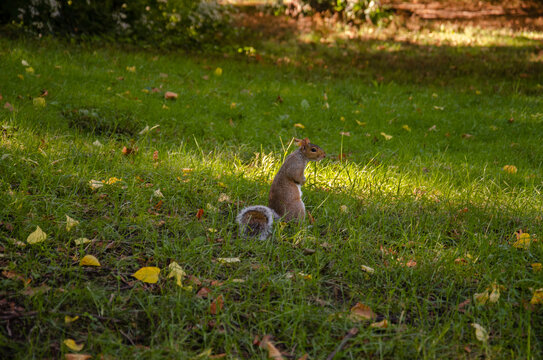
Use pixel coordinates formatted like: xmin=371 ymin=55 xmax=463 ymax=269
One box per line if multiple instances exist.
xmin=233 ymin=10 xmax=543 ymax=92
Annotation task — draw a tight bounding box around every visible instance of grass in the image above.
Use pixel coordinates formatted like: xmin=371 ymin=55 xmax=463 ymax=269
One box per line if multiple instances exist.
xmin=1 ymin=17 xmax=543 ymax=359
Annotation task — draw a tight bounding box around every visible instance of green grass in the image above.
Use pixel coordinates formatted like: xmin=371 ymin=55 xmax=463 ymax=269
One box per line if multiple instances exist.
xmin=1 ymin=21 xmax=543 ymax=359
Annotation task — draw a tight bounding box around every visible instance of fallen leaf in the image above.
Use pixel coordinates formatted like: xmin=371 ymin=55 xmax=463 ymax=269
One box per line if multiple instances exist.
xmin=530 ymin=288 xmax=543 ymax=305
xmin=471 ymin=323 xmax=489 ymax=342
xmin=488 ymin=284 xmax=501 ymax=303
xmin=214 ymin=67 xmax=223 ymax=76
xmin=513 ymin=233 xmax=531 ymax=249
xmin=474 ymin=290 xmax=489 ymax=305
xmin=370 ymin=319 xmax=389 ymax=329
xmin=126 ymin=66 xmax=136 ymax=72
xmin=428 ymin=125 xmax=437 ymax=131
xmin=80 ymin=255 xmax=101 ymax=267
xmin=88 ymin=180 xmax=104 ymax=190
xmin=260 ymin=335 xmax=284 ymax=360
xmin=64 ymin=315 xmax=79 ymax=323
xmin=218 ymin=193 xmax=230 ymax=202
xmin=25 ymin=67 xmax=35 ymax=74
xmin=402 ymin=124 xmax=411 ymax=132
xmin=209 ymin=294 xmax=224 ymax=315
xmin=406 ymin=259 xmax=417 ymax=268
xmin=217 ymin=257 xmax=240 ymax=264
xmin=66 ymin=215 xmax=79 ymax=232
xmin=349 ymin=302 xmax=377 ymax=321
xmin=21 ymin=285 xmax=50 ymax=296
xmin=461 ymin=133 xmax=473 ymax=139
xmin=2 ymin=270 xmax=27 ymax=283
xmin=503 ymin=165 xmax=518 ymax=174
xmin=532 ymin=263 xmax=542 ymax=272
xmin=74 ymin=238 xmax=91 ymax=245
xmin=154 ymin=189 xmax=164 ymax=198
xmin=457 ymin=298 xmax=471 ymax=313
xmin=356 ymin=120 xmax=366 ymax=126
xmin=104 ymin=177 xmax=122 ymax=185
xmin=27 ymin=226 xmax=47 ymax=244
xmin=167 ymin=261 xmax=186 ymax=287
xmin=122 ymin=146 xmax=138 ymax=155
xmin=21 ymin=59 xmax=29 ymax=67
xmin=132 ymin=266 xmax=160 ymax=283
xmin=380 ymin=132 xmax=392 ymax=140
xmin=33 ymin=97 xmax=46 ymax=107
xmin=340 ymin=131 xmax=350 ymax=136
xmin=197 ymin=287 xmax=211 ymax=298
xmin=63 ymin=339 xmax=84 ymax=352
xmin=65 ymin=354 xmax=92 ymax=360
xmin=196 ymin=208 xmax=204 ymax=220
xmin=360 ymin=265 xmax=375 ymax=274
xmin=294 ymin=123 xmax=305 ymax=129
xmin=92 ymin=140 xmax=103 ymax=147
xmin=300 ymin=99 xmax=310 ymax=109
xmin=164 ymin=91 xmax=178 ymax=100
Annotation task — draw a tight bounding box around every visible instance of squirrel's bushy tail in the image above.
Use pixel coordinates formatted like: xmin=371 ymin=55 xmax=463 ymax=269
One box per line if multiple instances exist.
xmin=236 ymin=205 xmax=278 ymax=240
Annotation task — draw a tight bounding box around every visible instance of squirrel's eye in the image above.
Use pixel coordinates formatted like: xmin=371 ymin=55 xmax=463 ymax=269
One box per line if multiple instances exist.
xmin=311 ymin=148 xmax=317 ymax=152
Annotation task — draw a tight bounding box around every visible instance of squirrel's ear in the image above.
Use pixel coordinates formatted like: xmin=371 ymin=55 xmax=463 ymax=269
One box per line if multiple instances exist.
xmin=302 ymin=138 xmax=310 ymax=146
xmin=294 ymin=138 xmax=303 ymax=146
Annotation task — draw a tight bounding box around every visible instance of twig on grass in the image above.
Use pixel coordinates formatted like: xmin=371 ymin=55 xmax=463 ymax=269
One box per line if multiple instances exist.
xmin=325 ymin=327 xmax=359 ymax=360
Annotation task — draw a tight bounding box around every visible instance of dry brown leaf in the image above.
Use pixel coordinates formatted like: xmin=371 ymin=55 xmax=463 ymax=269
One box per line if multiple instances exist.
xmin=349 ymin=302 xmax=377 ymax=321
xmin=210 ymin=295 xmax=224 ymax=315
xmin=260 ymin=335 xmax=285 ymax=360
xmin=21 ymin=285 xmax=50 ymax=296
xmin=370 ymin=319 xmax=389 ymax=329
xmin=197 ymin=287 xmax=211 ymax=298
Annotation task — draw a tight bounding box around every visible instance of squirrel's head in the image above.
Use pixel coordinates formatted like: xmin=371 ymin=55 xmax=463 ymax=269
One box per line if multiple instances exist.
xmin=295 ymin=138 xmax=326 ymax=161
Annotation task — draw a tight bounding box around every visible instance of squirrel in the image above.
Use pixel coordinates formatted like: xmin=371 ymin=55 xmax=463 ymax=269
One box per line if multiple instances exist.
xmin=236 ymin=138 xmax=326 ymax=240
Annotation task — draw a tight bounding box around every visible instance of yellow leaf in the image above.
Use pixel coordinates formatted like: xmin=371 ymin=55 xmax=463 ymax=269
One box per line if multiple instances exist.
xmin=66 ymin=215 xmax=79 ymax=232
xmin=132 ymin=266 xmax=160 ymax=283
xmin=340 ymin=205 xmax=348 ymax=213
xmin=80 ymin=255 xmax=101 ymax=267
xmin=356 ymin=120 xmax=366 ymax=126
xmin=64 ymin=315 xmax=79 ymax=323
xmin=531 ymin=263 xmax=542 ymax=272
xmin=474 ymin=290 xmax=489 ymax=305
xmin=217 ymin=257 xmax=240 ymax=264
xmin=503 ymin=165 xmax=518 ymax=174
xmin=126 ymin=66 xmax=136 ymax=72
xmin=33 ymin=97 xmax=46 ymax=107
xmin=513 ymin=233 xmax=531 ymax=249
xmin=380 ymin=132 xmax=393 ymax=140
xmin=63 ymin=339 xmax=84 ymax=352
xmin=370 ymin=319 xmax=388 ymax=329
xmin=349 ymin=302 xmax=377 ymax=321
xmin=214 ymin=67 xmax=223 ymax=76
xmin=530 ymin=288 xmax=543 ymax=305
xmin=167 ymin=261 xmax=186 ymax=287
xmin=104 ymin=177 xmax=121 ymax=185
xmin=360 ymin=265 xmax=375 ymax=274
xmin=74 ymin=238 xmax=91 ymax=245
xmin=488 ymin=284 xmax=501 ymax=303
xmin=471 ymin=323 xmax=489 ymax=342
xmin=293 ymin=123 xmax=305 ymax=129
xmin=402 ymin=124 xmax=411 ymax=132
xmin=17 ymin=74 xmax=24 ymax=80
xmin=25 ymin=67 xmax=35 ymax=74
xmin=27 ymin=226 xmax=47 ymax=244
xmin=340 ymin=131 xmax=350 ymax=136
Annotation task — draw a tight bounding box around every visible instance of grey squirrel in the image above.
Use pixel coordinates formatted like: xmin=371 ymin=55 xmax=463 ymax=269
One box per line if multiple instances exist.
xmin=236 ymin=138 xmax=326 ymax=240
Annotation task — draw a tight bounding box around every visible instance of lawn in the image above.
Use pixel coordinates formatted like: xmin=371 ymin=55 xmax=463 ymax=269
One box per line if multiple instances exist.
xmin=1 ymin=17 xmax=543 ymax=359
